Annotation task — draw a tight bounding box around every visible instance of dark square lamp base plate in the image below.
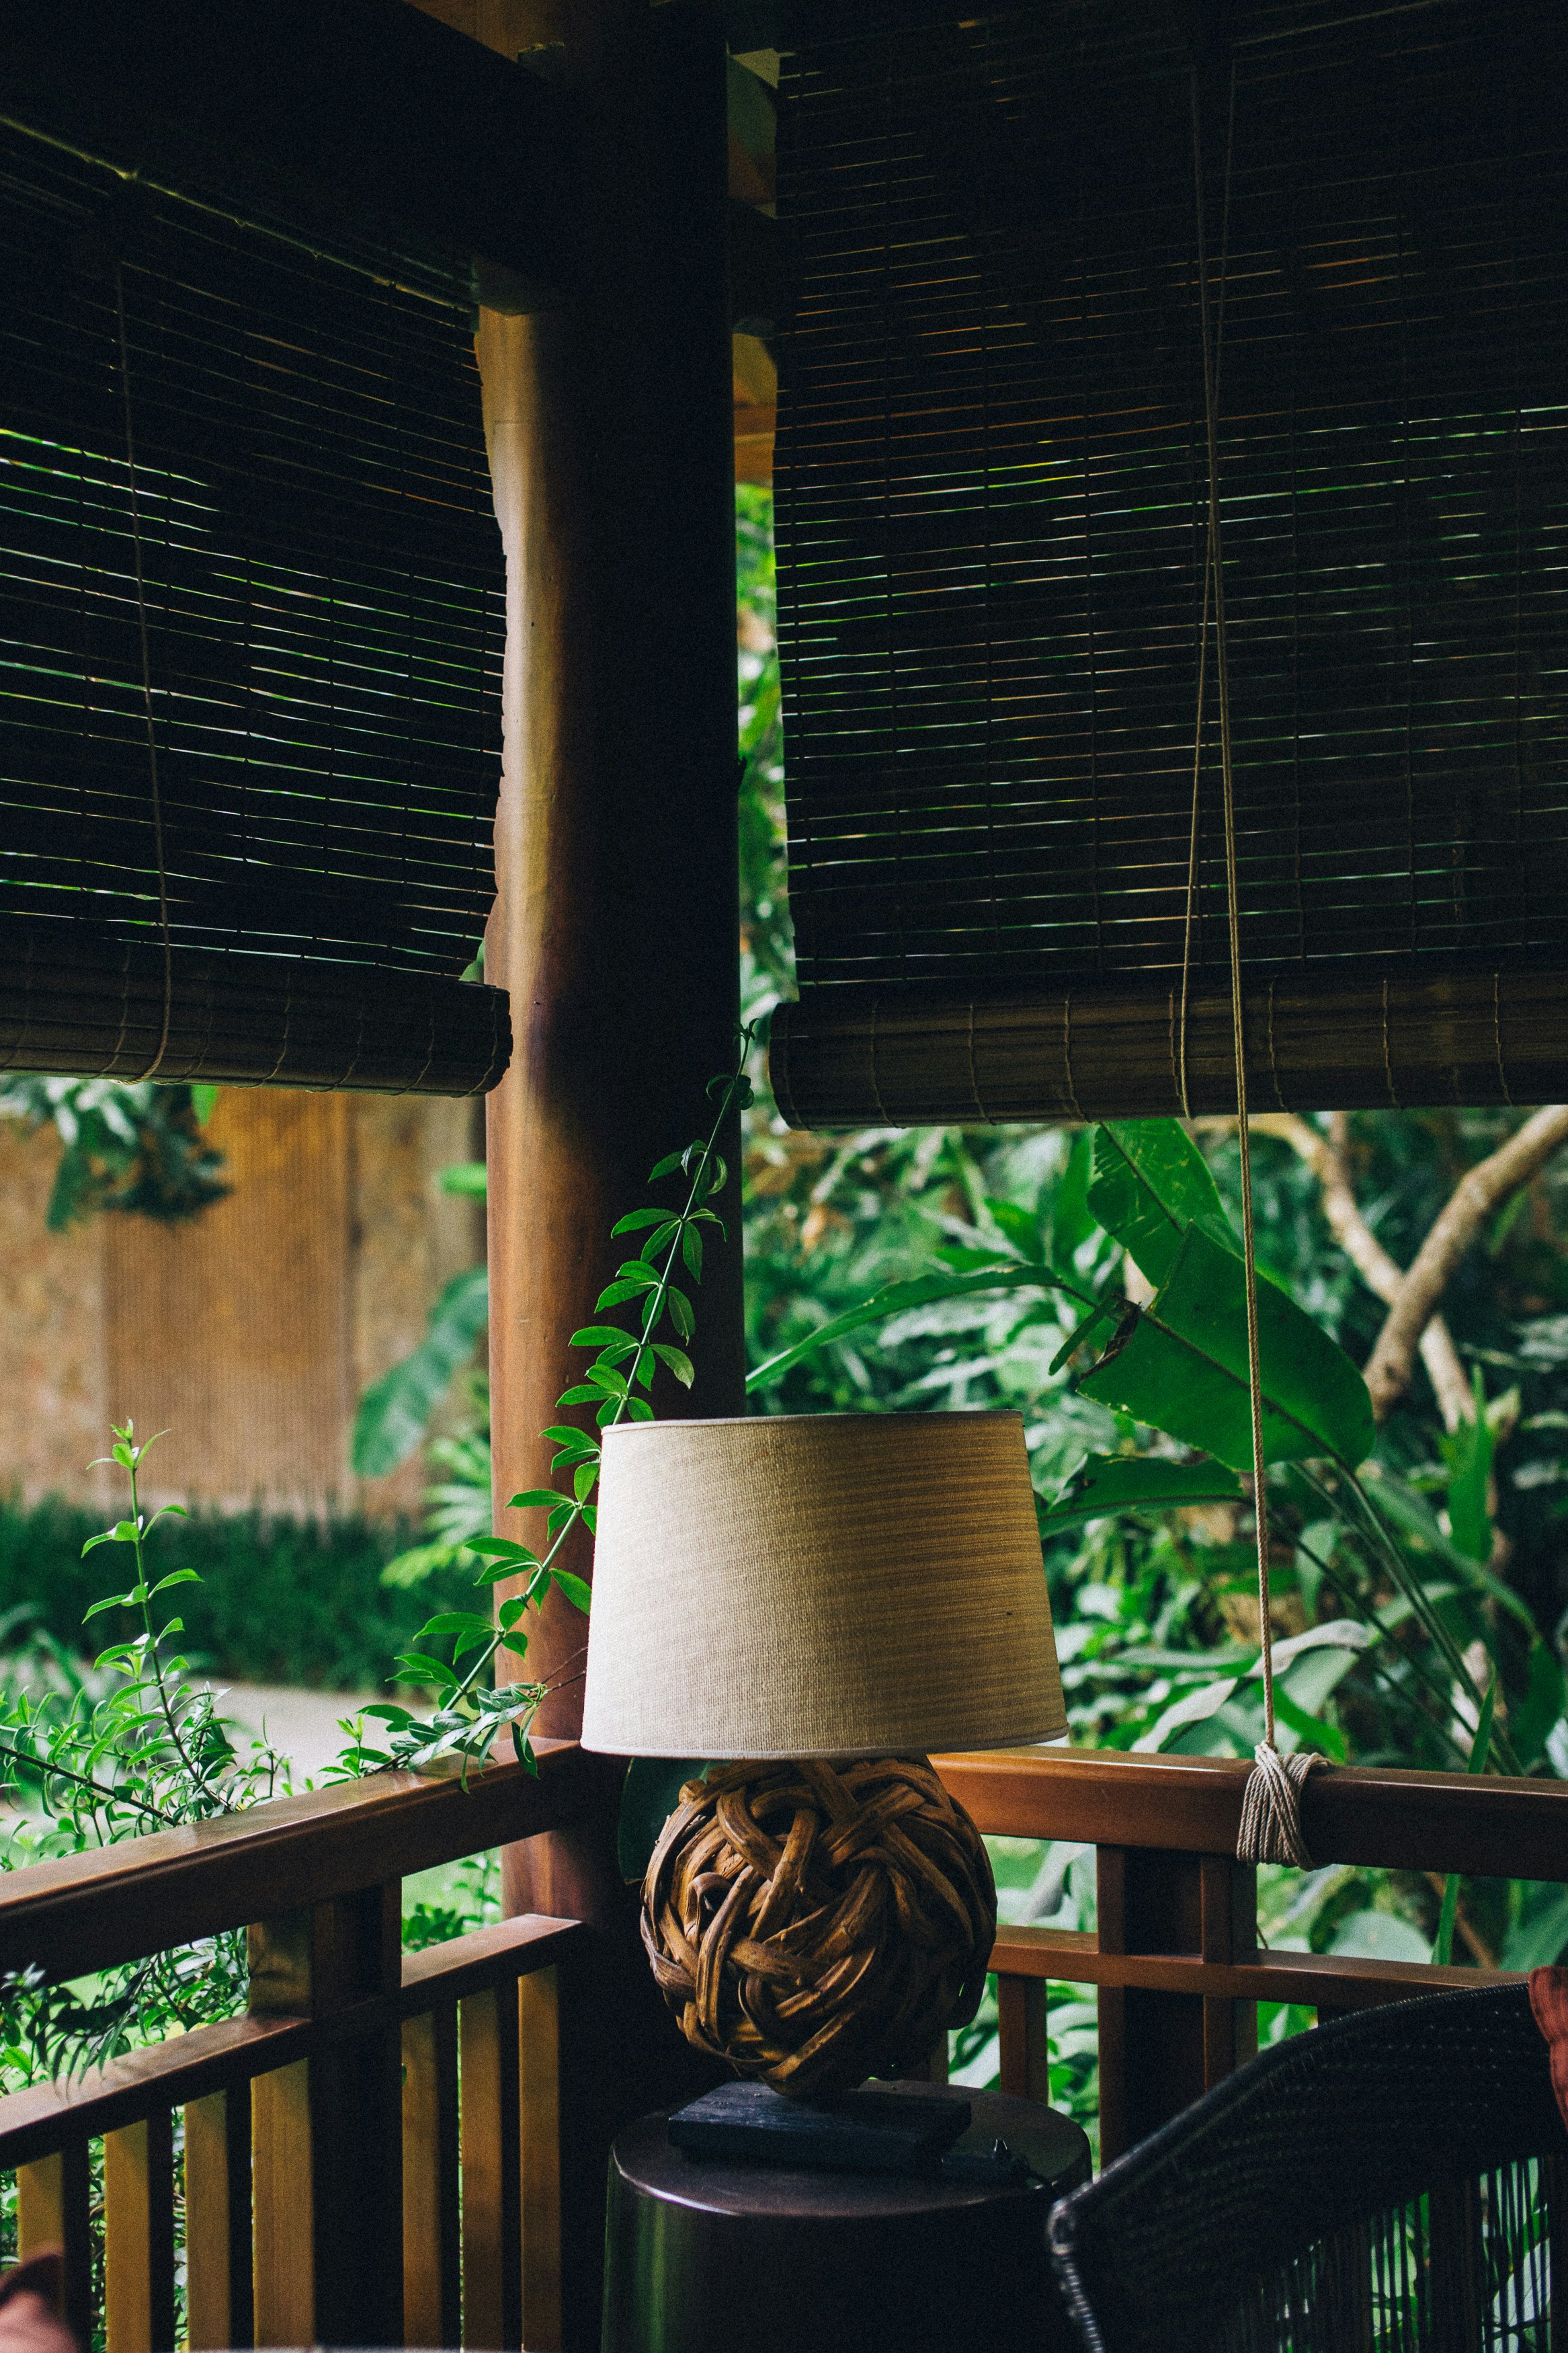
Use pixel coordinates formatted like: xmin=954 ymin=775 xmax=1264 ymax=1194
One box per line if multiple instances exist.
xmin=667 ymin=2080 xmax=973 ymax=2177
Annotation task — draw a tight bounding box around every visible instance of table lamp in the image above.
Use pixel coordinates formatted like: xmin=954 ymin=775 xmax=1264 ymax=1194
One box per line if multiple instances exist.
xmin=580 ymin=1410 xmax=1065 ymax=2137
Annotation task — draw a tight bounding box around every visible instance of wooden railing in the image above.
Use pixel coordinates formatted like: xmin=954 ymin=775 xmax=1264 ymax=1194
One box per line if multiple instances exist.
xmin=940 ymin=1746 xmax=1568 ymax=2161
xmin=1 ymin=1740 xmax=1563 ymax=2351
xmin=0 ymin=1739 xmax=602 ymax=2353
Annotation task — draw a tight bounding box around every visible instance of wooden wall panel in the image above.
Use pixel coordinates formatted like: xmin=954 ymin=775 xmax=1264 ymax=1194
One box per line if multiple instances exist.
xmin=0 ymin=1127 xmax=108 ymax=1503
xmin=349 ymin=1093 xmax=485 ymax=1519
xmin=1 ymin=1089 xmax=483 ymax=1518
xmin=105 ymin=1092 xmax=352 ymax=1512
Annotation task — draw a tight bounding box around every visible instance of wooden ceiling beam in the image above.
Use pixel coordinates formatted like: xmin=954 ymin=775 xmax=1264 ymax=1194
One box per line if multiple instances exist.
xmin=0 ymin=0 xmax=577 ymax=304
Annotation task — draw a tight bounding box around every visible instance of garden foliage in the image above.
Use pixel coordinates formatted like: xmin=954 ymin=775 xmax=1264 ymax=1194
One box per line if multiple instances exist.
xmin=0 ymin=1493 xmax=463 ymax=1690
xmin=5 ymin=487 xmax=1568 ymax=2128
xmin=0 ymin=1075 xmax=226 ymax=1228
xmin=0 ymin=1427 xmax=286 ymax=2084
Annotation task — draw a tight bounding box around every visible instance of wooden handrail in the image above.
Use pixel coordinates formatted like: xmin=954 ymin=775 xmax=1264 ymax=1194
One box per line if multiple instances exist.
xmin=1 ymin=1734 xmax=1561 ymax=2348
xmin=938 ymin=1745 xmax=1568 ymax=1880
xmin=1 ymin=1820 xmax=589 ymax=2352
xmin=0 ymin=1737 xmax=595 ymax=1981
xmin=990 ymin=1924 xmax=1521 ymax=2008
xmin=0 ymin=1914 xmax=583 ymax=2169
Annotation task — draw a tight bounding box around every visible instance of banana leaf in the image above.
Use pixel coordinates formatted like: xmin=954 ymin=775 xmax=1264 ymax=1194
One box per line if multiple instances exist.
xmin=1079 ymin=1225 xmax=1374 ymax=1470
xmin=1041 ymin=1452 xmax=1243 ymax=1528
xmin=1087 ymin=1121 xmax=1237 ymax=1286
xmin=352 ymin=1265 xmax=490 ymax=1478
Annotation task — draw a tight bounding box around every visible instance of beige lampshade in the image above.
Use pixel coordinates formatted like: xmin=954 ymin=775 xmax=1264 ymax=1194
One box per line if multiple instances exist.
xmin=579 ymin=1410 xmax=1066 ymax=1761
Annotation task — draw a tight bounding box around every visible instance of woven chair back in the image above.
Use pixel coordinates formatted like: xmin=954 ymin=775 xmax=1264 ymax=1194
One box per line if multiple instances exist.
xmin=1049 ymin=1985 xmax=1567 ymax=2353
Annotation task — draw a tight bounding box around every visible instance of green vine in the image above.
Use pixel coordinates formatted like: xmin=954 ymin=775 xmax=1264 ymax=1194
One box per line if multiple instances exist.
xmin=348 ymin=1026 xmax=759 ymax=1782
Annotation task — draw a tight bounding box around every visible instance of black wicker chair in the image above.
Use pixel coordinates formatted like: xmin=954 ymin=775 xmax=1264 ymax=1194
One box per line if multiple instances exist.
xmin=1048 ymin=1984 xmax=1568 ymax=2353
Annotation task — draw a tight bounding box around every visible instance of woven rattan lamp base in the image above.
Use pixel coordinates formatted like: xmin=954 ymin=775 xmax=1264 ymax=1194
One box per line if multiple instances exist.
xmin=640 ymin=1755 xmax=996 ymax=2104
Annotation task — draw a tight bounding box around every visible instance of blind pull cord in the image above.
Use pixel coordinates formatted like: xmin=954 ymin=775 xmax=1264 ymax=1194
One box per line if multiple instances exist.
xmin=114 ymin=255 xmax=175 ymax=1083
xmin=1186 ymin=61 xmax=1319 ymax=1869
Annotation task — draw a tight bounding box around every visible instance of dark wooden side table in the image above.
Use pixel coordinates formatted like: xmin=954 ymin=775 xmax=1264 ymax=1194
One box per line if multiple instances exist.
xmin=602 ymin=2081 xmax=1091 ymax=2353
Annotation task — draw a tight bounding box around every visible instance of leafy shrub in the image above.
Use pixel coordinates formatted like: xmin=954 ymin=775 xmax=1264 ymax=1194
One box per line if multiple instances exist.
xmin=0 ymin=1492 xmax=477 ymax=1691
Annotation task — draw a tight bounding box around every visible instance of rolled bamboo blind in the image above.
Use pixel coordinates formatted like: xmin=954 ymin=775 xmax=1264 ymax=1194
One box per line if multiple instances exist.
xmin=0 ymin=124 xmax=507 ymax=1092
xmin=0 ymin=917 xmax=508 ymax=1095
xmin=770 ymin=965 xmax=1568 ymax=1130
xmin=770 ymin=0 xmax=1568 ymax=1123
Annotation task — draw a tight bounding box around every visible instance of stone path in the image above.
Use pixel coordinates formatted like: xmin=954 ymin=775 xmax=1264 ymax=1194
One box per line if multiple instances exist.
xmin=219 ymin=1682 xmax=417 ymax=1783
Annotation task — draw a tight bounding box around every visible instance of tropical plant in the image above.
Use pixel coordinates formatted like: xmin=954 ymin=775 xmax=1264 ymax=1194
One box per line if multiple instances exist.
xmin=380 ymin=1416 xmax=493 ymax=1590
xmin=750 ymin=1118 xmax=1559 ymax=1776
xmin=0 ymin=1074 xmax=227 ymax=1228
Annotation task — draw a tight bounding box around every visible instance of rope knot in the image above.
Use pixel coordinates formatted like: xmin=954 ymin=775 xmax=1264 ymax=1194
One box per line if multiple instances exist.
xmin=1236 ymin=1741 xmax=1320 ymax=1867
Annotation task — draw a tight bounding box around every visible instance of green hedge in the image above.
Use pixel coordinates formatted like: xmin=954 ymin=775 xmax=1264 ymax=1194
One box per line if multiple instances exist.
xmin=0 ymin=1494 xmax=478 ymax=1690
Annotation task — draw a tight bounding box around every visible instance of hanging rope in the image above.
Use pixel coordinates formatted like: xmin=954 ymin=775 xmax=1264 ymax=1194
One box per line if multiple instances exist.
xmin=1186 ymin=61 xmax=1319 ymax=1869
xmin=114 ymin=251 xmax=175 ymax=1083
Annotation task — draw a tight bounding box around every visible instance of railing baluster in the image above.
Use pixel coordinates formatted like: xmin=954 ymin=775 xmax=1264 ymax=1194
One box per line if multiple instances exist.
xmin=185 ymin=2085 xmax=253 ymax=2352
xmin=519 ymin=1965 xmax=563 ymax=2353
xmin=460 ymin=1983 xmax=522 ymax=2350
xmin=251 ymin=2059 xmax=315 ymax=2349
xmin=104 ymin=2112 xmax=175 ymax=2353
xmin=16 ymin=2141 xmax=92 ymax=2343
xmin=997 ymin=1976 xmax=1050 ymax=2104
xmin=403 ymin=2005 xmax=461 ymax=2350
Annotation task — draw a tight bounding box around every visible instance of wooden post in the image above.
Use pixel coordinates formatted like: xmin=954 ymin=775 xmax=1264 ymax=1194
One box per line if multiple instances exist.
xmin=477 ymin=1 xmax=740 ymax=2342
xmin=1097 ymin=1846 xmax=1257 ymax=2163
xmin=459 ymin=1985 xmax=522 ymax=2351
xmin=518 ymin=1966 xmax=565 ymax=2352
xmin=997 ymin=1977 xmax=1052 ymax=2106
xmin=401 ymin=2005 xmax=461 ymax=2350
xmin=16 ymin=2143 xmax=92 ymax=2345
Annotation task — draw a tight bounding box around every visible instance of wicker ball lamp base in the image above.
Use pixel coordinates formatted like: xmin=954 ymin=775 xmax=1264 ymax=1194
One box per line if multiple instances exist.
xmin=641 ymin=1755 xmax=996 ymax=2103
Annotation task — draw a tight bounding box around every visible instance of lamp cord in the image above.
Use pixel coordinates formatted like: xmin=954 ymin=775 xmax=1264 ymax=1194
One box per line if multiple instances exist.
xmin=114 ymin=256 xmax=174 ymax=1084
xmin=1186 ymin=61 xmax=1319 ymax=1865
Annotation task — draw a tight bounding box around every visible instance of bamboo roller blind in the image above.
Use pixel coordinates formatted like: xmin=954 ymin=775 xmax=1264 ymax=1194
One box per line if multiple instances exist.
xmin=0 ymin=127 xmax=508 ymax=1093
xmin=768 ymin=0 xmax=1568 ymax=1124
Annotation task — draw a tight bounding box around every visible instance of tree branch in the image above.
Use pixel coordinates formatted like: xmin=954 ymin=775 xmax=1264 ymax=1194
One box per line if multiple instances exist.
xmin=1253 ymin=1113 xmax=1473 ymax=1431
xmin=1361 ymin=1105 xmax=1568 ymax=1421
